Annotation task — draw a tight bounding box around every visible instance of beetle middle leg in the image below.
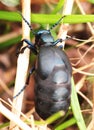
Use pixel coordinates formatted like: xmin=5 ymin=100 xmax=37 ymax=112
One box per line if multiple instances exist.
xmin=13 ymin=66 xmax=35 ymax=98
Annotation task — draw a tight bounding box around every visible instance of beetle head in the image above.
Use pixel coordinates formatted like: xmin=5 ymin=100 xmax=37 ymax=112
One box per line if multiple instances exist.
xmin=35 ymin=29 xmax=54 ymax=48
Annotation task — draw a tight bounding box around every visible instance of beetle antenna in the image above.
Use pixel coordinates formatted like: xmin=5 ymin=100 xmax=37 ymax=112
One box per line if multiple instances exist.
xmin=49 ymin=16 xmax=65 ymax=31
xmin=18 ymin=11 xmax=35 ymax=35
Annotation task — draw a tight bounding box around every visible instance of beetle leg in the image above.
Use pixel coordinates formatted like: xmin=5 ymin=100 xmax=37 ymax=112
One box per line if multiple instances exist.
xmin=52 ymin=36 xmax=71 ymax=48
xmin=26 ymin=66 xmax=35 ymax=85
xmin=13 ymin=66 xmax=35 ymax=98
xmin=19 ymin=39 xmax=37 ymax=55
xmin=52 ymin=39 xmax=63 ymax=46
xmin=17 ymin=45 xmax=29 ymax=56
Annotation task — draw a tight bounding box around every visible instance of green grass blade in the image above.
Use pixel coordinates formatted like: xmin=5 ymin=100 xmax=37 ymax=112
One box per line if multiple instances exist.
xmin=31 ymin=14 xmax=94 ymax=24
xmin=55 ymin=117 xmax=76 ymax=130
xmin=0 ymin=11 xmax=94 ymax=24
xmin=51 ymin=0 xmax=65 ymax=14
xmin=0 ymin=35 xmax=21 ymax=49
xmin=71 ymin=78 xmax=86 ymax=130
xmin=0 ymin=122 xmax=9 ymax=129
xmin=0 ymin=11 xmax=21 ymax=22
xmin=64 ymin=15 xmax=94 ymax=24
xmin=35 ymin=111 xmax=65 ymax=125
xmin=45 ymin=111 xmax=65 ymax=124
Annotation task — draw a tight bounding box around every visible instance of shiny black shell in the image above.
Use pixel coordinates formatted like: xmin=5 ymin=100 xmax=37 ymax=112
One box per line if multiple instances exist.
xmin=34 ymin=46 xmax=72 ymax=119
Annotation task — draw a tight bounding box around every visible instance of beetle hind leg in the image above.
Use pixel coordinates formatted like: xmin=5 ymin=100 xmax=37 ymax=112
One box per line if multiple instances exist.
xmin=13 ymin=67 xmax=35 ymax=98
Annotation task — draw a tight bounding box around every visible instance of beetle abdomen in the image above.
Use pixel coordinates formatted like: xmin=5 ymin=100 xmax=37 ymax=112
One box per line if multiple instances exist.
xmin=35 ymin=46 xmax=72 ymax=119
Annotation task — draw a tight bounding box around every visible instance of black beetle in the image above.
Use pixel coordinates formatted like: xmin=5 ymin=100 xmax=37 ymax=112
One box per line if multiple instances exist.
xmin=14 ymin=14 xmax=72 ymax=119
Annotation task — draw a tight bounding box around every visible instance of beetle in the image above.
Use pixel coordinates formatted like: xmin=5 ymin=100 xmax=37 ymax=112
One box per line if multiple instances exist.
xmin=14 ymin=14 xmax=72 ymax=119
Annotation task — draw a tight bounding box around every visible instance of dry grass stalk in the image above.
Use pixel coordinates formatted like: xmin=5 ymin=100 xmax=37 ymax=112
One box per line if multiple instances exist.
xmin=10 ymin=0 xmax=31 ymax=129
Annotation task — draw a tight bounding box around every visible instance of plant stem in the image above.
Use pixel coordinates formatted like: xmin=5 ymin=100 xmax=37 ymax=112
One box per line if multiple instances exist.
xmin=10 ymin=0 xmax=31 ymax=129
xmin=57 ymin=0 xmax=74 ymax=48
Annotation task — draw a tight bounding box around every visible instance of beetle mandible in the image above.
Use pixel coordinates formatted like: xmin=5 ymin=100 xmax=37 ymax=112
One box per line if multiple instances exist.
xmin=14 ymin=14 xmax=72 ymax=119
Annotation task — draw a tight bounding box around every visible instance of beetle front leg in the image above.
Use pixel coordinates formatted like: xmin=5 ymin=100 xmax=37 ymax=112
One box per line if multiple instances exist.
xmin=18 ymin=39 xmax=37 ymax=55
xmin=52 ymin=36 xmax=72 ymax=49
xmin=13 ymin=66 xmax=35 ymax=98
